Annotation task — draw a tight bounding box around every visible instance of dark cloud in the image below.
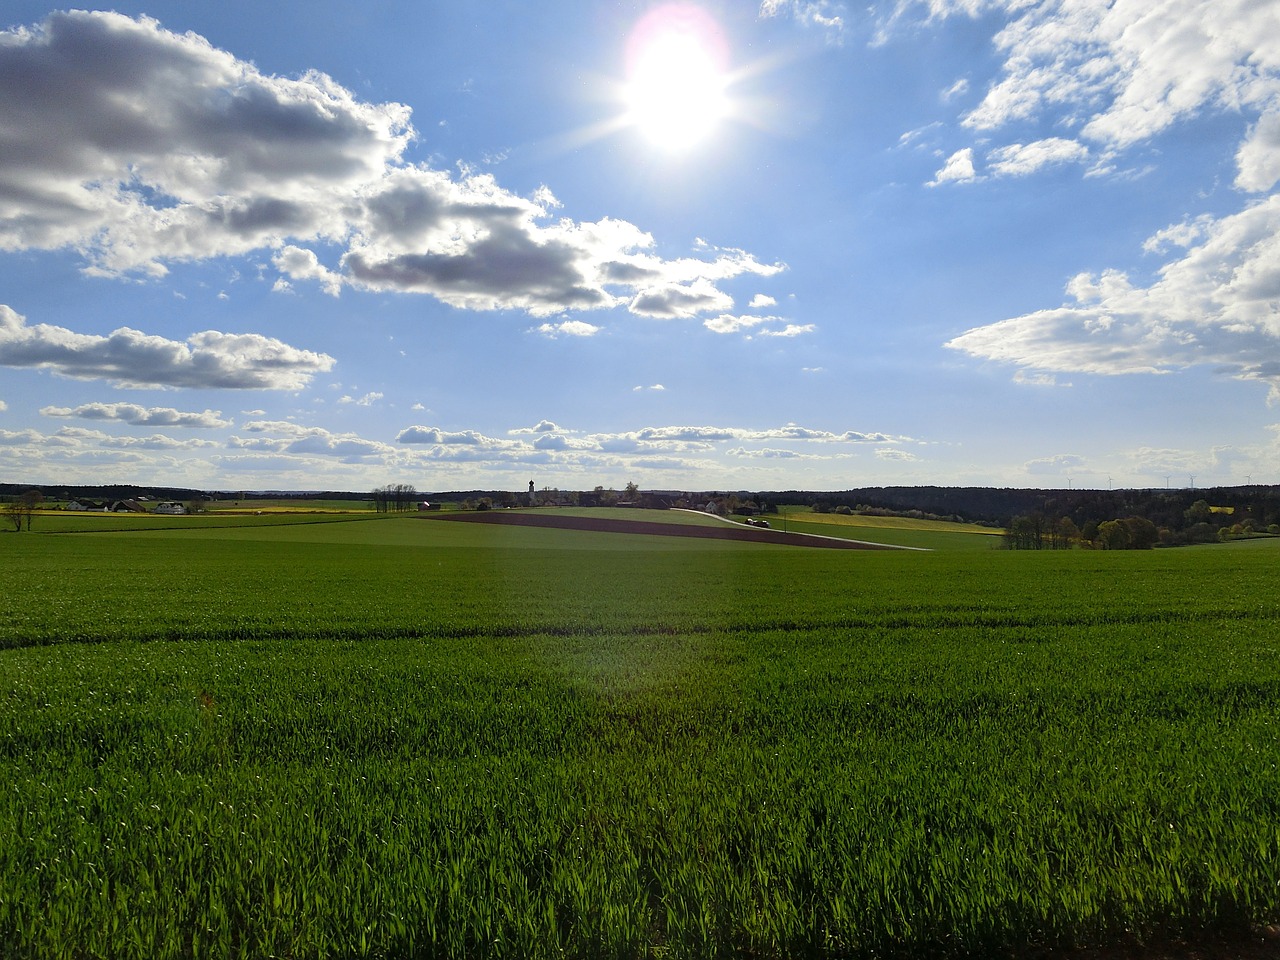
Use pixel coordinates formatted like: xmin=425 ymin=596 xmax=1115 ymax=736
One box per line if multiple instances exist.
xmin=0 ymin=305 xmax=334 ymax=390
xmin=0 ymin=11 xmax=781 ymax=318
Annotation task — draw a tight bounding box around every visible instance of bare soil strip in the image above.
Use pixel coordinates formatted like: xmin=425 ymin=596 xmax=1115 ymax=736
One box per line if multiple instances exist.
xmin=422 ymin=510 xmax=903 ymax=549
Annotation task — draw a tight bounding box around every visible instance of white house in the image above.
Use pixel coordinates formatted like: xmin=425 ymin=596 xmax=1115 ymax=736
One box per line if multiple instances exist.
xmin=153 ymin=502 xmax=186 ymax=515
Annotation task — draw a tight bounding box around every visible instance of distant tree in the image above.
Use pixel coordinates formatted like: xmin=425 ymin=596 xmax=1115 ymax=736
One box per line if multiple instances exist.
xmin=623 ymin=481 xmax=640 ymax=501
xmin=1121 ymin=516 xmax=1158 ymax=549
xmin=3 ymin=502 xmax=23 ymax=532
xmin=1185 ymin=522 xmax=1217 ymax=544
xmin=1184 ymin=499 xmax=1212 ymax=525
xmin=1004 ymin=515 xmax=1041 ymax=550
xmin=186 ymin=497 xmax=208 ymax=515
xmin=1096 ymin=519 xmax=1129 ymax=550
xmin=19 ymin=489 xmax=42 ymax=531
xmin=1050 ymin=517 xmax=1079 ymax=550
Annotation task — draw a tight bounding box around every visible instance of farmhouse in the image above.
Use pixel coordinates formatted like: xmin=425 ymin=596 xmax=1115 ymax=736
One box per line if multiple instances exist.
xmin=153 ymin=502 xmax=186 ymax=515
xmin=65 ymin=499 xmax=107 ymax=511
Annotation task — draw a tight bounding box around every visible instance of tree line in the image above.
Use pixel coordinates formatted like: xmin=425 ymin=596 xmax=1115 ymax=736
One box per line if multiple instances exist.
xmin=370 ymin=484 xmax=418 ymax=513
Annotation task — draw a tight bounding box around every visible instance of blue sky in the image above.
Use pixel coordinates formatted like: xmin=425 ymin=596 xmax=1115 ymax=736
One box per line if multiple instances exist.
xmin=2 ymin=1 xmax=1278 ymax=493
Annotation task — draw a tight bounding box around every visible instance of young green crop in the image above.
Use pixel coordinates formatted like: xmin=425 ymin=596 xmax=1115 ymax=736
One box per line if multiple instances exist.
xmin=2 ymin=520 xmax=1278 ymax=958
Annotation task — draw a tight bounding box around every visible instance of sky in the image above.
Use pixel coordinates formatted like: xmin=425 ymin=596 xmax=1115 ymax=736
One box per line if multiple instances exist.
xmin=2 ymin=1 xmax=1278 ymax=494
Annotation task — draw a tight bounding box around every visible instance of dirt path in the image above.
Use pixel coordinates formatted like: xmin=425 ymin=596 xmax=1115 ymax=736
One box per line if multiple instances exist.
xmin=421 ymin=509 xmax=904 ymax=549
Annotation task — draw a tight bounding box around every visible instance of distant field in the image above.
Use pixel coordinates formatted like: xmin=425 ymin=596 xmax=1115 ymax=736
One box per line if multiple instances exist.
xmin=768 ymin=507 xmax=1004 ymax=551
xmin=23 ymin=509 xmax=387 ymax=535
xmin=203 ymin=498 xmax=374 ymax=513
xmin=2 ymin=515 xmax=1278 ymax=958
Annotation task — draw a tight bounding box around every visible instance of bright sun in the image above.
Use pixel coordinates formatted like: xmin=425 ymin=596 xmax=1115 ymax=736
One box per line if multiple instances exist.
xmin=623 ymin=5 xmax=730 ymax=151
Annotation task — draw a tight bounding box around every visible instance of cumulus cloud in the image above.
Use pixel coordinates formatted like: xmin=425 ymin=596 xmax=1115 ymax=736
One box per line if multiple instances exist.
xmin=337 ymin=392 xmax=384 ymax=406
xmin=947 ymin=196 xmax=1280 ymax=398
xmin=1236 ymin=113 xmax=1280 ymax=193
xmin=901 ymin=1 xmax=1280 ymax=403
xmin=911 ymin=0 xmax=1280 ymax=191
xmin=703 ymin=313 xmax=813 ymax=337
xmin=0 ymin=400 xmax=7 ymax=411
xmin=928 ymin=148 xmax=977 ymax=186
xmin=534 ymin=320 xmax=600 ymax=338
xmin=630 ymin=280 xmax=736 ymax=319
xmin=750 ymin=294 xmax=778 ymax=308
xmin=0 ymin=304 xmax=335 ymax=390
xmin=703 ymin=313 xmax=776 ymax=334
xmin=958 ymin=1 xmax=1280 ymax=153
xmin=0 ymin=11 xmax=781 ymax=320
xmin=986 ymin=138 xmax=1089 ymax=178
xmin=231 ymin=421 xmax=397 ymax=461
xmin=508 ymin=420 xmax=564 ymax=436
xmin=0 ymin=11 xmax=409 ymax=275
xmin=396 ymin=426 xmax=516 ymax=448
xmin=273 ymin=247 xmax=343 ymax=297
xmin=38 ymin=402 xmax=231 ymax=428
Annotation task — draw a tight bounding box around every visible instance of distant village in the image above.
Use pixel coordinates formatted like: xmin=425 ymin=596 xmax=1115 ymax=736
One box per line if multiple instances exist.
xmin=62 ymin=497 xmax=189 ymax=515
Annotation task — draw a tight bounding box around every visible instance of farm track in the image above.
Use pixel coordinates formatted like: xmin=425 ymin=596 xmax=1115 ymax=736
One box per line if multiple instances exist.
xmin=423 ymin=508 xmax=905 ymax=549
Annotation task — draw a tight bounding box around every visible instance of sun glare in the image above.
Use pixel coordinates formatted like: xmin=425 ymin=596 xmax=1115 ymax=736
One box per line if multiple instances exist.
xmin=624 ymin=5 xmax=730 ymax=152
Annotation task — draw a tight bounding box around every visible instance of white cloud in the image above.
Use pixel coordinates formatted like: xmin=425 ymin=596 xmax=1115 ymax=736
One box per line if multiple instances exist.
xmin=911 ymin=0 xmax=1280 ymax=192
xmin=1025 ymin=454 xmax=1086 ymax=475
xmin=396 ymin=425 xmax=515 ymax=448
xmin=0 ymin=400 xmax=7 ymax=411
xmin=1012 ymin=370 xmax=1070 ymax=388
xmin=274 ymin=246 xmax=343 ymax=297
xmin=0 ymin=11 xmax=781 ymax=321
xmin=632 ymin=384 xmax=666 ymax=392
xmin=759 ymin=0 xmax=846 ymax=44
xmin=534 ymin=320 xmax=600 ymax=338
xmin=986 ymin=138 xmax=1088 ymax=178
xmin=39 ymin=402 xmax=231 ymax=428
xmin=758 ymin=323 xmax=815 ymax=338
xmin=749 ymin=294 xmax=778 ymax=308
xmin=231 ymin=422 xmax=397 ymax=462
xmin=954 ymin=1 xmax=1280 ymax=152
xmin=876 ymin=448 xmax=920 ymax=462
xmin=704 ymin=313 xmax=774 ymax=334
xmin=908 ymin=1 xmax=1280 ymax=404
xmin=0 ymin=304 xmax=335 ymax=390
xmin=703 ymin=313 xmax=812 ymax=337
xmin=1236 ymin=112 xmax=1280 ymax=193
xmin=509 ymin=420 xmax=563 ymax=435
xmin=337 ymin=392 xmax=384 ymax=406
xmin=928 ymin=148 xmax=978 ymax=186
xmin=947 ymin=195 xmax=1280 ymax=398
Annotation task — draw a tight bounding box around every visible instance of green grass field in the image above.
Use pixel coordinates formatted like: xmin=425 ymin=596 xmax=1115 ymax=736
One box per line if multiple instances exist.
xmin=2 ymin=512 xmax=1278 ymax=958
